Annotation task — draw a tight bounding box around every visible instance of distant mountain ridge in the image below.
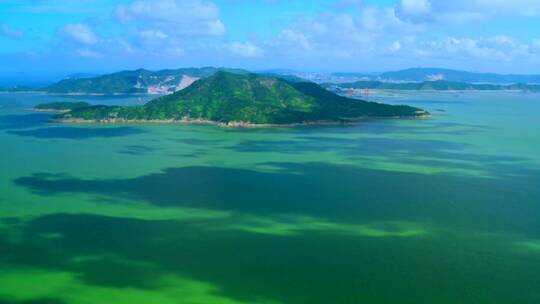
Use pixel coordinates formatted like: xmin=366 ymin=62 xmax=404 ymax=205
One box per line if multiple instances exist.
xmin=377 ymin=68 xmax=540 ymax=84
xmin=326 ymin=80 xmax=540 ymax=92
xmin=9 ymin=67 xmax=540 ymax=94
xmin=46 ymin=67 xmax=250 ymax=95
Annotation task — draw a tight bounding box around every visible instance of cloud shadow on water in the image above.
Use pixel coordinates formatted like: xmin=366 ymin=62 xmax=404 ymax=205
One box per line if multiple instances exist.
xmin=0 ymin=113 xmax=52 ymax=131
xmin=229 ymin=135 xmax=535 ymax=179
xmin=13 ymin=162 xmax=540 ymax=234
xmin=5 ymin=159 xmax=540 ymax=303
xmin=118 ymin=144 xmax=158 ymax=156
xmin=8 ymin=127 xmax=146 ymax=139
xmin=0 ymin=209 xmax=539 ymax=304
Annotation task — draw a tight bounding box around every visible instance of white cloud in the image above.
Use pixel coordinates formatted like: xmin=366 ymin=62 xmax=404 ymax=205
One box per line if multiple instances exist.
xmin=258 ymin=1 xmax=540 ymax=69
xmin=106 ymin=0 xmax=224 ymax=58
xmin=77 ymin=49 xmax=103 ymax=58
xmin=531 ymin=40 xmax=540 ymax=55
xmin=0 ymin=24 xmax=25 ymax=39
xmin=227 ymin=42 xmax=263 ymax=58
xmin=391 ymin=41 xmax=402 ymax=51
xmin=270 ymin=6 xmax=422 ymax=58
xmin=410 ymin=36 xmax=532 ymax=63
xmin=116 ymin=0 xmax=225 ymax=36
xmin=395 ymin=0 xmax=540 ymax=24
xmin=20 ymin=0 xmax=540 ymax=72
xmin=60 ymin=24 xmax=99 ymax=45
xmin=140 ymin=30 xmax=168 ymax=41
xmin=260 ymin=0 xmax=540 ymax=71
xmin=116 ymin=39 xmax=134 ymax=53
xmin=277 ymin=29 xmax=313 ymax=50
xmin=396 ymin=0 xmax=431 ymax=20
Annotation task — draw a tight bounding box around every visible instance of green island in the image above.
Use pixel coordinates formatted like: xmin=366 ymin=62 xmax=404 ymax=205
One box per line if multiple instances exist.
xmin=33 ymin=101 xmax=92 ymax=112
xmin=327 ymin=80 xmax=540 ymax=92
xmin=55 ymin=72 xmax=429 ymax=127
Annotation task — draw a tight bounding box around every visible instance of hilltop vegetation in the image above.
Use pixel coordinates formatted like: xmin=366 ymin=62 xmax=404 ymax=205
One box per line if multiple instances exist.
xmin=46 ymin=67 xmax=249 ymax=95
xmin=57 ymin=72 xmax=428 ymax=125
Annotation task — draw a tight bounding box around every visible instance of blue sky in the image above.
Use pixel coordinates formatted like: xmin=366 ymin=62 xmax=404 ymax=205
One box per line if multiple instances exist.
xmin=2 ymin=0 xmax=540 ymax=75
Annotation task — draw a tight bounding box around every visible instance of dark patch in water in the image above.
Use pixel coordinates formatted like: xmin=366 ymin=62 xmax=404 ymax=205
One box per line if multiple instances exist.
xmin=229 ymin=136 xmax=526 ymax=177
xmin=169 ymin=138 xmax=223 ymax=146
xmin=0 ymin=299 xmax=65 ymax=304
xmin=0 ymin=208 xmax=539 ymax=304
xmin=14 ymin=162 xmax=540 ymax=233
xmin=6 ymin=160 xmax=540 ymax=303
xmin=0 ymin=113 xmax=52 ymax=130
xmin=8 ymin=127 xmax=145 ymax=139
xmin=118 ymin=144 xmax=158 ymax=155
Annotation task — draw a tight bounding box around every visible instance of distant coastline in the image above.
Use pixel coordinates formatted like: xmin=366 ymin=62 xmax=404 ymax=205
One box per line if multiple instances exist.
xmin=32 ymin=108 xmax=71 ymax=113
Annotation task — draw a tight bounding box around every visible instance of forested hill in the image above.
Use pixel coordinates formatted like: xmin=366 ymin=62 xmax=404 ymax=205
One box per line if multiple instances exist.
xmin=45 ymin=67 xmax=249 ymax=95
xmin=57 ymin=72 xmax=429 ymax=125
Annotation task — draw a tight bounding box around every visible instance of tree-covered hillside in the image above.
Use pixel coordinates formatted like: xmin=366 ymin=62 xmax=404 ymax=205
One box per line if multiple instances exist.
xmin=58 ymin=72 xmax=428 ymax=125
xmin=46 ymin=67 xmax=249 ymax=95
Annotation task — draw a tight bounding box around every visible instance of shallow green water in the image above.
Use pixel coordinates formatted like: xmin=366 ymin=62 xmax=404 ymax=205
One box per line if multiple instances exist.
xmin=0 ymin=92 xmax=539 ymax=304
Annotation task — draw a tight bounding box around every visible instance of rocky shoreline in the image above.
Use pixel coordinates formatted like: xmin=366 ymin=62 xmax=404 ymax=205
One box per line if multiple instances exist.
xmin=53 ymin=118 xmax=356 ymax=128
xmin=53 ymin=114 xmax=430 ymax=128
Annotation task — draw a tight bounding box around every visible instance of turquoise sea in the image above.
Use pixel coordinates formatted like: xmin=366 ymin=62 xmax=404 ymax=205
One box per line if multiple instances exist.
xmin=0 ymin=91 xmax=539 ymax=303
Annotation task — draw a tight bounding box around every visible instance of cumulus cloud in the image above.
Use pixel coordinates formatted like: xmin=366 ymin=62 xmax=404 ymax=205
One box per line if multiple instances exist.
xmin=277 ymin=29 xmax=313 ymax=50
xmin=397 ymin=0 xmax=431 ymax=17
xmin=101 ymin=0 xmax=226 ymax=58
xmin=18 ymin=0 xmax=540 ymax=71
xmin=60 ymin=24 xmax=99 ymax=45
xmin=407 ymin=36 xmax=532 ymax=63
xmin=0 ymin=24 xmax=25 ymax=39
xmin=77 ymin=49 xmax=104 ymax=58
xmin=139 ymin=29 xmax=169 ymax=45
xmin=395 ymin=0 xmax=435 ymax=22
xmin=262 ymin=0 xmax=540 ymax=68
xmin=227 ymin=42 xmax=263 ymax=58
xmin=251 ymin=0 xmax=540 ymax=70
xmin=531 ymin=40 xmax=540 ymax=55
xmin=390 ymin=41 xmax=402 ymax=51
xmin=395 ymin=0 xmax=540 ymax=24
xmin=270 ymin=5 xmax=422 ymax=58
xmin=116 ymin=0 xmax=225 ymax=36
